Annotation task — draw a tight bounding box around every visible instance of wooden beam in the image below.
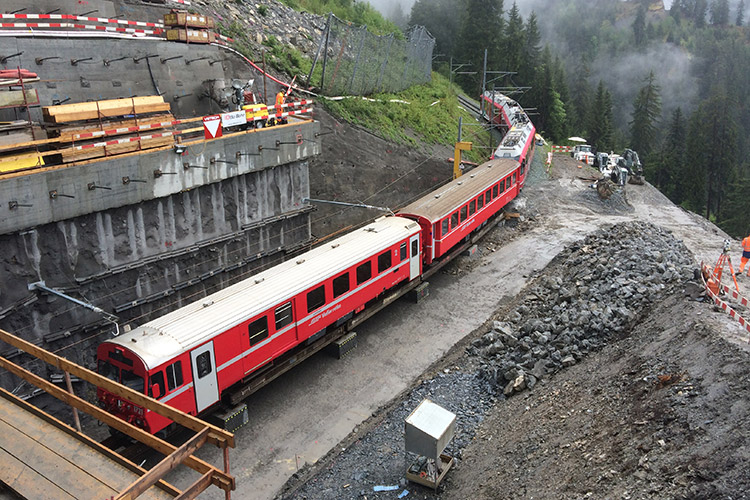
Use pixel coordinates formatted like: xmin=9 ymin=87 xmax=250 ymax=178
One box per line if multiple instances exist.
xmin=174 ymin=471 xmax=213 ymax=500
xmin=116 ymin=427 xmax=210 ymax=500
xmin=43 ymin=96 xmax=170 ymax=123
xmin=0 ymin=387 xmax=181 ymax=497
xmin=0 ymin=353 xmax=235 ymax=492
xmin=0 ymin=328 xmax=235 ymax=449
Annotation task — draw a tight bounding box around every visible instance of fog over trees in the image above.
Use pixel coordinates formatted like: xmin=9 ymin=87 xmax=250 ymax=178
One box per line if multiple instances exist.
xmin=402 ymin=0 xmax=750 ymax=237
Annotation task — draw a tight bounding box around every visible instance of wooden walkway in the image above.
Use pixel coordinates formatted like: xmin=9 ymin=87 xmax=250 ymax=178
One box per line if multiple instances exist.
xmin=0 ymin=390 xmax=174 ymax=500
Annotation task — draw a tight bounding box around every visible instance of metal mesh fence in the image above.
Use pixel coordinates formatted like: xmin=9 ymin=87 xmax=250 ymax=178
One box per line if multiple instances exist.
xmin=308 ymin=14 xmax=435 ymax=96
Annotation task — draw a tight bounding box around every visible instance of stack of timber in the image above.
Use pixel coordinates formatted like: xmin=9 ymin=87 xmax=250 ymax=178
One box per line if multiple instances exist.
xmin=43 ymin=96 xmax=175 ymax=163
xmin=0 ymin=71 xmax=45 ymax=173
xmin=164 ymin=9 xmax=216 ymax=44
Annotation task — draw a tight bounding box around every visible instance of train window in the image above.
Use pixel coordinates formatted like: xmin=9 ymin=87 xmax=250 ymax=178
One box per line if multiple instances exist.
xmin=442 ymin=219 xmax=449 ymax=236
xmin=486 ymin=189 xmax=492 ymax=202
xmin=492 ymin=185 xmax=498 ymax=198
xmin=512 ymin=173 xmax=517 ymax=184
xmin=98 ymin=360 xmax=119 ymax=382
xmin=451 ymin=212 xmax=458 ymax=229
xmin=166 ymin=361 xmax=183 ymax=391
xmin=356 ymin=262 xmax=372 ymax=284
xmin=412 ymin=239 xmax=418 ymax=257
xmin=478 ymin=194 xmax=484 ymax=209
xmin=195 ymin=352 xmax=212 ymax=379
xmin=307 ymin=285 xmax=326 ymax=313
xmin=460 ymin=205 xmax=467 ymax=221
xmin=378 ymin=250 xmax=392 ymax=273
xmin=469 ymin=200 xmax=476 ymax=216
xmin=333 ymin=273 xmax=350 ymax=298
xmin=433 ymin=222 xmax=440 ymax=239
xmin=275 ymin=302 xmax=294 ymax=330
xmin=398 ymin=243 xmax=406 ymax=261
xmin=149 ymin=371 xmax=166 ymax=399
xmin=109 ymin=349 xmax=133 ymax=367
xmin=248 ymin=316 xmax=269 ymax=346
xmin=521 ymin=160 xmax=526 ymax=175
xmin=501 ymin=178 xmax=507 ymax=191
xmin=122 ymin=370 xmax=144 ymax=392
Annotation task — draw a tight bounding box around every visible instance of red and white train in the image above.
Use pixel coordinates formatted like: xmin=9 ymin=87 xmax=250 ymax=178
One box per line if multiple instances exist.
xmin=96 ymin=92 xmax=536 ymax=435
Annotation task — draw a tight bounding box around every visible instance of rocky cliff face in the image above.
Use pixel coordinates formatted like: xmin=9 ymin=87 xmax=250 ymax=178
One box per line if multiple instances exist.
xmin=193 ymin=0 xmax=326 ymax=61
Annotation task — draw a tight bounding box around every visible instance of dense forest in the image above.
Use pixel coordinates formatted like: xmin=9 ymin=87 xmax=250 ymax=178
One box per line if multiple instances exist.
xmin=407 ymin=0 xmax=750 ymax=238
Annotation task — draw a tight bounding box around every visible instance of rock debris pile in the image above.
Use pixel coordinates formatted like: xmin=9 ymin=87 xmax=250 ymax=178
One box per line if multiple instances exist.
xmin=469 ymin=221 xmax=695 ymax=397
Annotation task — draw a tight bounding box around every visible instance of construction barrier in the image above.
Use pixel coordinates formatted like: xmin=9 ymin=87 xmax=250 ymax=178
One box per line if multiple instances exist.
xmin=0 ymin=13 xmax=164 ymax=28
xmin=700 ymin=261 xmax=750 ymax=340
xmin=551 ymin=145 xmax=572 ymax=153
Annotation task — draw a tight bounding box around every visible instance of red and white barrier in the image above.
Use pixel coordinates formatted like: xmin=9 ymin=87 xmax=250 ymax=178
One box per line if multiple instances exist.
xmin=0 ymin=22 xmax=162 ymax=35
xmin=72 ymin=120 xmax=182 ymax=140
xmin=72 ymin=131 xmax=176 ymax=150
xmin=551 ymin=145 xmax=572 ymax=153
xmin=701 ymin=262 xmax=750 ymax=339
xmin=0 ymin=13 xmax=164 ymax=28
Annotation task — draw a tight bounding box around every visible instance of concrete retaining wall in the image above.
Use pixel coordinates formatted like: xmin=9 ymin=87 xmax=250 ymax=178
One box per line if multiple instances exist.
xmin=0 ymin=122 xmax=319 ymax=235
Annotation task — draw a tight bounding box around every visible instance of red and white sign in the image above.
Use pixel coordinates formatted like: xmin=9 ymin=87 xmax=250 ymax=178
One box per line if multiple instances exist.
xmin=203 ymin=115 xmax=222 ymax=139
xmin=221 ymin=110 xmax=247 ymax=128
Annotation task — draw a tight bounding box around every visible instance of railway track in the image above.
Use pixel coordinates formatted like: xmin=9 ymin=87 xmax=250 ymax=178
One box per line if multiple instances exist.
xmin=458 ymin=94 xmax=482 ymax=118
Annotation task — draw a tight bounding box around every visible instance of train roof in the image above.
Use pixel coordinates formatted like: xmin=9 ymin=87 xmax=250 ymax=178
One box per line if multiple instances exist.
xmin=105 ymin=216 xmax=419 ymax=369
xmin=397 ymin=158 xmax=518 ymax=222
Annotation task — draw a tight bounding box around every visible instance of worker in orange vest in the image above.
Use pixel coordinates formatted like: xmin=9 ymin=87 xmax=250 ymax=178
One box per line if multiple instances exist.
xmin=275 ymin=91 xmax=288 ymax=124
xmin=742 ymin=234 xmax=750 ymax=276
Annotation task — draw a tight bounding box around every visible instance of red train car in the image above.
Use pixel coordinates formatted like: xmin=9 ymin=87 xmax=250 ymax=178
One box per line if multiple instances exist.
xmin=397 ymin=158 xmax=523 ymax=266
xmin=97 ymin=216 xmax=421 ymax=434
xmin=96 ymin=91 xmax=535 ymax=435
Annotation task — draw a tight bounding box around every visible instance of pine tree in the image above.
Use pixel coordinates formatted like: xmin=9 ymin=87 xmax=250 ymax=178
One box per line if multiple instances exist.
xmin=501 ymin=2 xmax=524 ymax=74
xmin=533 ymin=46 xmax=567 ymax=142
xmin=588 ymin=81 xmax=614 ymax=152
xmin=629 ymin=71 xmax=662 ymax=156
xmin=655 ymin=108 xmax=686 ymax=198
xmin=719 ymin=176 xmax=750 ymax=237
xmin=695 ymin=0 xmax=708 ymax=27
xmin=737 ymin=0 xmax=745 ymax=26
xmin=682 ymin=108 xmax=708 ymax=214
xmin=456 ymin=0 xmax=504 ymax=92
xmin=710 ymin=0 xmax=730 ymax=25
xmin=409 ymin=0 xmax=464 ymax=59
xmin=633 ymin=5 xmax=647 ymax=46
xmin=518 ymin=11 xmax=541 ymax=88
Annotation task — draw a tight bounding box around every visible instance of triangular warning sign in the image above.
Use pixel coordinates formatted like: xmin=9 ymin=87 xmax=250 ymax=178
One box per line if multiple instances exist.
xmin=203 ymin=115 xmax=223 ymax=139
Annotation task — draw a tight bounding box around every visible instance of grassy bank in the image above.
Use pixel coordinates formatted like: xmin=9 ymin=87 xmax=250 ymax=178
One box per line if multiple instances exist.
xmin=322 ymin=73 xmax=493 ymax=164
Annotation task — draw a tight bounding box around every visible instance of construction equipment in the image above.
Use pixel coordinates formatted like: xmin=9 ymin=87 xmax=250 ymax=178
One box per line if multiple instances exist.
xmin=707 ymin=239 xmax=740 ymax=295
xmin=571 ymin=143 xmax=594 ymax=165
xmin=619 ymin=149 xmax=644 ymax=185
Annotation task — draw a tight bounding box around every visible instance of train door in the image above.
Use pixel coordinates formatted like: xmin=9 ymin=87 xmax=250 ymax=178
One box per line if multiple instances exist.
xmin=409 ymin=234 xmax=420 ymax=280
xmin=190 ymin=341 xmax=219 ymax=413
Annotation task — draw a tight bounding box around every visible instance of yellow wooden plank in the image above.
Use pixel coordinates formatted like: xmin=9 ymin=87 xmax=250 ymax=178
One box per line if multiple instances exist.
xmin=43 ymin=96 xmax=170 ymax=123
xmin=0 ymin=151 xmax=44 ymax=172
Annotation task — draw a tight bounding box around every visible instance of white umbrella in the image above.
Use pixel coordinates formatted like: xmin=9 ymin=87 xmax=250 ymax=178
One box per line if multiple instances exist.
xmin=568 ymin=136 xmax=587 ymax=142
